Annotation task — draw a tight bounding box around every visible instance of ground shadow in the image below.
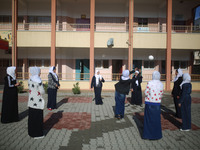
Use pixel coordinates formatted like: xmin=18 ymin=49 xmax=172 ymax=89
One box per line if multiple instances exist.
xmin=43 ymin=111 xmax=63 ymax=135
xmin=132 ymin=113 xmax=143 ymax=138
xmin=161 ymin=105 xmax=182 ymax=129
xmin=57 ymin=98 xmax=69 ymax=109
xmin=19 ymin=109 xmax=28 ymax=121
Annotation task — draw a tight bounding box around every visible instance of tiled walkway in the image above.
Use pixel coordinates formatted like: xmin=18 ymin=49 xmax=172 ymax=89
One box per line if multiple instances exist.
xmin=0 ymin=91 xmax=200 ymax=150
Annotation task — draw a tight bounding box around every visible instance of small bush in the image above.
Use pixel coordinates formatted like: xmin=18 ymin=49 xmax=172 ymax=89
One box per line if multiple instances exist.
xmin=17 ymin=81 xmax=24 ymax=93
xmin=43 ymin=82 xmax=48 ymax=94
xmin=72 ymin=82 xmax=81 ymax=94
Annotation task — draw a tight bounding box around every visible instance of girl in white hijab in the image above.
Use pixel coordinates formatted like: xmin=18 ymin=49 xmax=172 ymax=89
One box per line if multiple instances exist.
xmin=143 ymin=71 xmax=164 ymax=140
xmin=91 ymin=70 xmax=105 ymax=105
xmin=28 ymin=67 xmax=45 ymax=139
xmin=47 ymin=66 xmax=60 ymax=110
xmin=1 ymin=66 xmax=19 ymax=123
xmin=172 ymin=69 xmax=183 ymax=118
xmin=114 ymin=70 xmax=132 ymax=119
xmin=49 ymin=66 xmax=58 ymax=81
xmin=178 ymin=73 xmax=192 ymax=131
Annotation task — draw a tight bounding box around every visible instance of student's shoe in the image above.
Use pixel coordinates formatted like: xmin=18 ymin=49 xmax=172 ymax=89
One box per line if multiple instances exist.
xmin=34 ymin=136 xmax=44 ymax=139
xmin=180 ymin=129 xmax=190 ymax=131
xmin=48 ymin=108 xmax=52 ymax=111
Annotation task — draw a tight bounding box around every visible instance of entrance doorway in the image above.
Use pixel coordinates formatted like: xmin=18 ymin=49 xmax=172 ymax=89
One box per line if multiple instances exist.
xmin=75 ymin=59 xmax=89 ymax=80
xmin=112 ymin=60 xmax=122 ymax=80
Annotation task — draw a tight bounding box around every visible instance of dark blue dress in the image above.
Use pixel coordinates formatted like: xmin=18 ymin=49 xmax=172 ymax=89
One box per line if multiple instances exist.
xmin=143 ymin=102 xmax=162 ymax=140
xmin=179 ymin=83 xmax=192 ymax=130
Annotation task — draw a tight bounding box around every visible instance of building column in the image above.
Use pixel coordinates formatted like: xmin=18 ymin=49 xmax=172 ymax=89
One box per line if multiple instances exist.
xmin=12 ymin=0 xmax=18 ymax=67
xmin=166 ymin=0 xmax=172 ymax=91
xmin=90 ymin=0 xmax=95 ymax=88
xmin=128 ymin=0 xmax=134 ymax=71
xmin=189 ymin=52 xmax=193 ymax=74
xmin=51 ymin=0 xmax=56 ymax=66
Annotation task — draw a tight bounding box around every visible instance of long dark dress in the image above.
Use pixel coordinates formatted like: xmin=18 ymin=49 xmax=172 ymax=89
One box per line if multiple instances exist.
xmin=47 ymin=73 xmax=60 ymax=109
xmin=91 ymin=76 xmax=105 ymax=105
xmin=179 ymin=83 xmax=192 ymax=130
xmin=1 ymin=75 xmax=19 ymax=123
xmin=172 ymin=77 xmax=183 ymax=118
xmin=131 ymin=75 xmax=142 ymax=105
xmin=143 ymin=103 xmax=162 ymax=140
xmin=28 ymin=107 xmax=43 ymax=137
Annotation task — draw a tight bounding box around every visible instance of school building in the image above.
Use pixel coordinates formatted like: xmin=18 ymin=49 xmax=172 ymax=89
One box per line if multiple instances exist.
xmin=0 ymin=0 xmax=200 ymax=90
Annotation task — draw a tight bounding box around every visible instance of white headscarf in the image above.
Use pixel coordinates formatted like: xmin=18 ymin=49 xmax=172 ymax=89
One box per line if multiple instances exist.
xmin=121 ymin=70 xmax=130 ymax=80
xmin=173 ymin=69 xmax=183 ymax=82
xmin=180 ymin=73 xmax=191 ymax=89
xmin=49 ymin=66 xmax=58 ymax=81
xmin=30 ymin=67 xmax=42 ymax=83
xmin=95 ymin=70 xmax=102 ymax=85
xmin=152 ymin=71 xmax=161 ymax=80
xmin=135 ymin=70 xmax=139 ymax=74
xmin=7 ymin=66 xmax=16 ymax=80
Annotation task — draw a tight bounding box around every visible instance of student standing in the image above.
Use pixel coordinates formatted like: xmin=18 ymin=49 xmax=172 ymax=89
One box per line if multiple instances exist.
xmin=172 ymin=69 xmax=183 ymax=118
xmin=28 ymin=67 xmax=45 ymax=139
xmin=1 ymin=66 xmax=19 ymax=123
xmin=179 ymin=73 xmax=192 ymax=131
xmin=114 ymin=70 xmax=131 ymax=119
xmin=91 ymin=70 xmax=105 ymax=105
xmin=130 ymin=70 xmax=143 ymax=106
xmin=47 ymin=66 xmax=60 ymax=110
xmin=143 ymin=71 xmax=164 ymax=140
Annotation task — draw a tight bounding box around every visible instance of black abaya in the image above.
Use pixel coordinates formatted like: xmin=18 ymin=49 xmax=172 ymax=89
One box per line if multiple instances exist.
xmin=1 ymin=76 xmax=19 ymax=123
xmin=28 ymin=107 xmax=43 ymax=137
xmin=131 ymin=75 xmax=142 ymax=105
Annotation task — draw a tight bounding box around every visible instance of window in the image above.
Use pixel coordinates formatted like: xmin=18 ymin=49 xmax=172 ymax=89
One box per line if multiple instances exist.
xmin=95 ymin=60 xmax=109 ymax=69
xmin=138 ymin=18 xmax=148 ymax=26
xmin=144 ymin=61 xmax=155 ymax=69
xmin=28 ymin=59 xmax=50 ymax=67
xmin=17 ymin=59 xmax=23 ymax=67
xmin=174 ymin=61 xmax=188 ymax=69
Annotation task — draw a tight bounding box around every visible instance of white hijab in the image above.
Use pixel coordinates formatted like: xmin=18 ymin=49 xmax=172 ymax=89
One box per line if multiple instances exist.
xmin=95 ymin=70 xmax=102 ymax=85
xmin=173 ymin=69 xmax=183 ymax=82
xmin=49 ymin=66 xmax=58 ymax=81
xmin=180 ymin=73 xmax=191 ymax=89
xmin=152 ymin=71 xmax=161 ymax=80
xmin=7 ymin=66 xmax=16 ymax=80
xmin=150 ymin=71 xmax=163 ymax=93
xmin=121 ymin=70 xmax=130 ymax=80
xmin=30 ymin=67 xmax=42 ymax=83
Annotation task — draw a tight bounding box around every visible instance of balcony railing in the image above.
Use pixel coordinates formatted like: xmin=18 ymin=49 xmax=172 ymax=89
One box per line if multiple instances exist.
xmin=16 ymin=72 xmax=200 ymax=82
xmin=1 ymin=23 xmax=200 ymax=33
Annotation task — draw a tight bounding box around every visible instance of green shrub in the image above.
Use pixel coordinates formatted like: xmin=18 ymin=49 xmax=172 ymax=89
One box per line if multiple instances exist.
xmin=17 ymin=81 xmax=24 ymax=93
xmin=72 ymin=82 xmax=81 ymax=94
xmin=43 ymin=82 xmax=48 ymax=94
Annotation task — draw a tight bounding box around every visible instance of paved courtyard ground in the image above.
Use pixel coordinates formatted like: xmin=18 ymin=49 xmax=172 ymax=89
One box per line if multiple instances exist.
xmin=0 ymin=88 xmax=200 ymax=150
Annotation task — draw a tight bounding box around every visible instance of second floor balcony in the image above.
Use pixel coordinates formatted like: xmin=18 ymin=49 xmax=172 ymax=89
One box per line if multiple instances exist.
xmin=0 ymin=23 xmax=200 ymax=33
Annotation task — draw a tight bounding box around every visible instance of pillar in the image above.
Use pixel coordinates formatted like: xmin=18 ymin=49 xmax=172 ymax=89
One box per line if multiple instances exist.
xmin=128 ymin=0 xmax=134 ymax=71
xmin=90 ymin=0 xmax=95 ymax=87
xmin=166 ymin=0 xmax=172 ymax=91
xmin=12 ymin=0 xmax=18 ymax=67
xmin=51 ymin=0 xmax=56 ymax=66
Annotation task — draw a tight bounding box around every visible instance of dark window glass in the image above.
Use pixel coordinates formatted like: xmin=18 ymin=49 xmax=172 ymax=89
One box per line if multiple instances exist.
xmin=103 ymin=60 xmax=109 ymax=68
xmin=174 ymin=61 xmax=179 ymax=69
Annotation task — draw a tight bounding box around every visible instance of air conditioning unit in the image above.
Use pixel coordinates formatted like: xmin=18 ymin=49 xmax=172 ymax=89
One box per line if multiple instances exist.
xmin=193 ymin=51 xmax=200 ymax=65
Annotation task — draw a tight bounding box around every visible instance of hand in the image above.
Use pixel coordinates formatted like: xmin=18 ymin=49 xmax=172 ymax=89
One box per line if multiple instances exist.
xmin=178 ymin=103 xmax=181 ymax=107
xmin=56 ymin=84 xmax=58 ymax=87
xmin=15 ymin=82 xmax=20 ymax=86
xmin=130 ymin=89 xmax=133 ymax=92
xmin=58 ymin=86 xmax=60 ymax=89
xmin=177 ymin=96 xmax=180 ymax=99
